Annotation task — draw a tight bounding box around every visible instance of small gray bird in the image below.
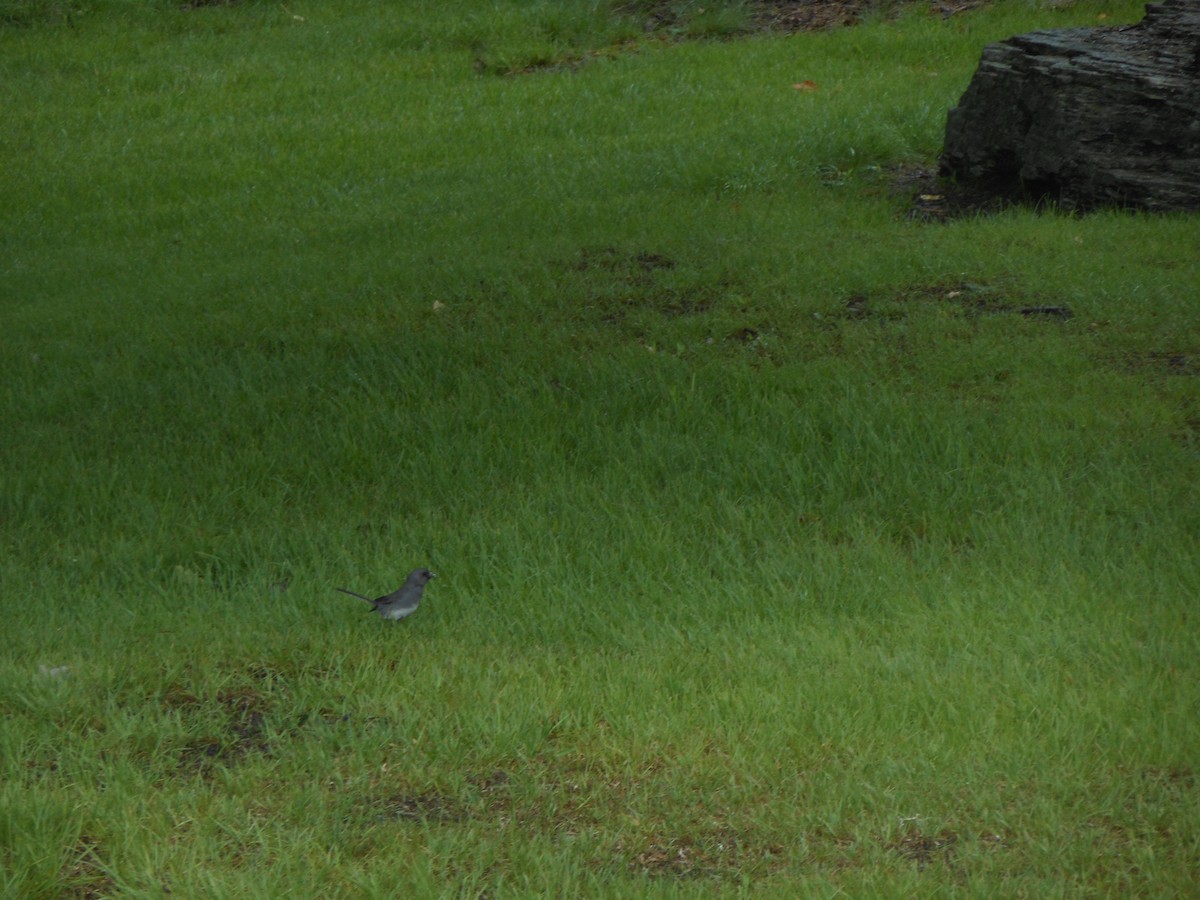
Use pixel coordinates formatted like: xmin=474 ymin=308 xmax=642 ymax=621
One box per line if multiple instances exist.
xmin=336 ymin=568 xmax=436 ymax=621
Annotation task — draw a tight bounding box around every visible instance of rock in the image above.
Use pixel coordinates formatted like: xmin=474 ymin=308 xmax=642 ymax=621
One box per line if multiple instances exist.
xmin=941 ymin=0 xmax=1200 ymax=212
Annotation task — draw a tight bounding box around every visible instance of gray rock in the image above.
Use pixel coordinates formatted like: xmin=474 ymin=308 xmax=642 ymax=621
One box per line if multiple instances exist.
xmin=941 ymin=0 xmax=1200 ymax=212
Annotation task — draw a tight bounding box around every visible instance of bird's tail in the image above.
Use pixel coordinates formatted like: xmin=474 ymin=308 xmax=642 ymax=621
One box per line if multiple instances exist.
xmin=335 ymin=587 xmax=374 ymax=604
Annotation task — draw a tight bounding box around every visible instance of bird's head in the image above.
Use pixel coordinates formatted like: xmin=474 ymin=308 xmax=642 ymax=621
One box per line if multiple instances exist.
xmin=409 ymin=568 xmax=436 ymax=586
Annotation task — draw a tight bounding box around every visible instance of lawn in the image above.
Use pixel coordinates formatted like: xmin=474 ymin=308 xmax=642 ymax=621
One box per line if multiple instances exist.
xmin=2 ymin=0 xmax=1198 ymax=895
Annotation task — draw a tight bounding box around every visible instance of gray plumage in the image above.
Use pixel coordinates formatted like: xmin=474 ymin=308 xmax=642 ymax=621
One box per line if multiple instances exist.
xmin=337 ymin=568 xmax=436 ymax=620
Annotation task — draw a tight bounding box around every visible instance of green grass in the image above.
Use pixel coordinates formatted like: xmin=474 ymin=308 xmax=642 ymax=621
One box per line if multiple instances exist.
xmin=3 ymin=0 xmax=1198 ymax=895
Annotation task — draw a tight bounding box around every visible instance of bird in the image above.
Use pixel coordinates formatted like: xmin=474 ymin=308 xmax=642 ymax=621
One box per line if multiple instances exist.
xmin=336 ymin=568 xmax=436 ymax=621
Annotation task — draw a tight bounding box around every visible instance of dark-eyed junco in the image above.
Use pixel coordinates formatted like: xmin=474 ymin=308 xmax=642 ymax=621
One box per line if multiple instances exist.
xmin=336 ymin=568 xmax=436 ymax=620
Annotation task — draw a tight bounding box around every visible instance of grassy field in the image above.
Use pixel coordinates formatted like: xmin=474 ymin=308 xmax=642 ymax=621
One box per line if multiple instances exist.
xmin=3 ymin=0 xmax=1198 ymax=895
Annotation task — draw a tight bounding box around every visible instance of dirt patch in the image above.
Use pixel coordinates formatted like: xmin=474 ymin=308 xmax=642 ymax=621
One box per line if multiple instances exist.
xmin=754 ymin=0 xmax=892 ymax=31
xmin=569 ymin=246 xmax=677 ymax=280
xmin=1141 ymin=766 xmax=1196 ymax=790
xmin=336 ymin=753 xmax=1022 ymax=885
xmin=564 ymin=247 xmax=721 ymax=320
xmin=626 ymin=830 xmax=786 ymax=879
xmin=475 ymin=50 xmax=593 ymax=77
xmin=839 ymin=281 xmax=1072 ymax=323
xmin=887 ymin=826 xmax=961 ymax=874
xmin=483 ymin=2 xmax=997 ymax=75
xmin=165 ymin=667 xmax=291 ymax=775
xmin=1112 ymin=351 xmax=1200 ymax=449
xmin=1119 ymin=350 xmax=1200 ymax=379
xmin=177 ymin=686 xmax=273 ymax=774
xmin=626 ymin=0 xmax=996 ymax=35
xmin=59 ymin=834 xmax=115 ymax=899
xmin=174 ymin=698 xmax=391 ymax=776
xmin=371 ymin=792 xmax=469 ymax=824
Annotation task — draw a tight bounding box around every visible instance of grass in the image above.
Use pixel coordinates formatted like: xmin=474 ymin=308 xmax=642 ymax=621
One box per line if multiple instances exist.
xmin=3 ymin=0 xmax=1198 ymax=895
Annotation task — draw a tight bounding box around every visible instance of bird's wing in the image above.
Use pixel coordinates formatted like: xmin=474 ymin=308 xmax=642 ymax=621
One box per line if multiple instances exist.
xmin=335 ymin=587 xmax=375 ymax=603
xmin=393 ymin=586 xmax=422 ymax=606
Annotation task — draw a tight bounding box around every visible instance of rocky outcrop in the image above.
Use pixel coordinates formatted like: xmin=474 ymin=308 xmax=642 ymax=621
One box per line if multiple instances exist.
xmin=941 ymin=0 xmax=1200 ymax=212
